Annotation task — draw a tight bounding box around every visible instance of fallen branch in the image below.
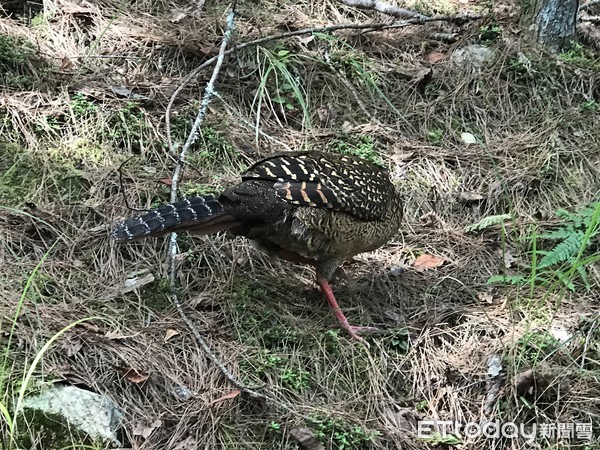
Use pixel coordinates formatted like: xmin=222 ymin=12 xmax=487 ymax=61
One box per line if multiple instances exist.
xmin=165 ymin=13 xmax=484 ymax=142
xmin=339 ymin=0 xmax=428 ymax=20
xmin=165 ymin=8 xmax=266 ymax=401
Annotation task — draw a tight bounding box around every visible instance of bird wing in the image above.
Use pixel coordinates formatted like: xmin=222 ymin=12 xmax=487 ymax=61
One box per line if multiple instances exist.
xmin=241 ymin=152 xmax=391 ymax=221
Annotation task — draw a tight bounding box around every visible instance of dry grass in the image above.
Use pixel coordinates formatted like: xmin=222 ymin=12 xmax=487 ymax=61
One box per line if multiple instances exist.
xmin=1 ymin=0 xmax=599 ymax=449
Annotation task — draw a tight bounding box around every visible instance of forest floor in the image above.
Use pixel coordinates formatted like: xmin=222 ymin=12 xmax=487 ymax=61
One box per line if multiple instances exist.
xmin=1 ymin=0 xmax=599 ymax=449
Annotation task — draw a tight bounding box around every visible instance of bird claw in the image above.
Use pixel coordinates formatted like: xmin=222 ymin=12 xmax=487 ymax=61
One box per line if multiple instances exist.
xmin=346 ymin=325 xmax=379 ymax=347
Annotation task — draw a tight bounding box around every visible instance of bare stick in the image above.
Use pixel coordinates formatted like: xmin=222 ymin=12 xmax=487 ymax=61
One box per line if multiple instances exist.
xmin=165 ymin=13 xmax=483 ymax=146
xmin=165 ymin=8 xmax=266 ymax=400
xmin=339 ymin=0 xmax=428 ymax=20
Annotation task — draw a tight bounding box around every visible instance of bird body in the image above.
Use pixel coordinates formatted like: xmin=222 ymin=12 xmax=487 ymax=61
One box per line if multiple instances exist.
xmin=113 ymin=151 xmax=403 ymax=343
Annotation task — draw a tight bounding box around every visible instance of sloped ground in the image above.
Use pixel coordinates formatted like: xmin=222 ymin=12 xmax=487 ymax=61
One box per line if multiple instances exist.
xmin=1 ymin=0 xmax=599 ymax=449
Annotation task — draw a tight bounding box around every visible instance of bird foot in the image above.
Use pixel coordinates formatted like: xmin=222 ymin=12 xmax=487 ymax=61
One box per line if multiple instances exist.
xmin=316 ymin=273 xmax=377 ymax=347
xmin=345 ymin=325 xmax=379 ymax=346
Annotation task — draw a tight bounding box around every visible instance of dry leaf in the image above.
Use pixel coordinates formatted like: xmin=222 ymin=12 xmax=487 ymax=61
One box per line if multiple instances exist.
xmin=115 ymin=366 xmax=150 ymax=383
xmin=413 ymin=254 xmax=445 ymax=269
xmin=170 ymin=9 xmax=188 ymax=23
xmin=105 ymin=330 xmax=140 ymax=340
xmin=210 ymin=389 xmax=240 ymax=405
xmin=164 ymin=328 xmax=180 ymax=342
xmin=382 ymin=407 xmax=421 ymax=432
xmin=458 ymin=191 xmax=484 ymax=203
xmin=121 ymin=273 xmax=155 ymax=294
xmin=159 ymin=178 xmax=173 ymax=186
xmin=60 ymin=57 xmax=74 ymax=71
xmin=296 ymin=34 xmax=315 ymax=45
xmin=77 ymin=322 xmax=101 ymax=333
xmin=61 ymin=337 xmax=83 ymax=357
xmin=414 ymin=67 xmax=433 ymax=94
xmin=133 ymin=419 xmax=162 ymax=439
xmin=503 ymin=248 xmax=517 ymax=269
xmin=424 ymin=51 xmax=446 ymax=64
xmin=477 ymin=292 xmax=494 ymax=303
xmin=391 ymin=151 xmax=415 ymax=163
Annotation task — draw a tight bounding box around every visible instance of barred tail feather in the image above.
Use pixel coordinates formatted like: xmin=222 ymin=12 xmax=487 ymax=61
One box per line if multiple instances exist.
xmin=112 ymin=195 xmax=237 ymax=241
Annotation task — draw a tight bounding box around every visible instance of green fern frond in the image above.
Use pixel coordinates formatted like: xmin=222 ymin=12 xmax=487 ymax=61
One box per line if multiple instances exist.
xmin=537 ymin=231 xmax=585 ymax=269
xmin=538 ymin=229 xmax=576 ymax=240
xmin=487 ymin=274 xmax=526 ymax=285
xmin=465 ymin=214 xmax=512 ymax=232
xmin=555 ymin=208 xmax=578 ymax=222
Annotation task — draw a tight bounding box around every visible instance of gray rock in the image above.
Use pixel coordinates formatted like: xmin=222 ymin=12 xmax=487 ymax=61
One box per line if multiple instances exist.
xmin=451 ymin=44 xmax=496 ymax=69
xmin=22 ymin=385 xmax=123 ymax=447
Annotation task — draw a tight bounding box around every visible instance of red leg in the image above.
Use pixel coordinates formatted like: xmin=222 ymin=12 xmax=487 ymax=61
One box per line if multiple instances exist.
xmin=315 ymin=274 xmax=376 ymax=345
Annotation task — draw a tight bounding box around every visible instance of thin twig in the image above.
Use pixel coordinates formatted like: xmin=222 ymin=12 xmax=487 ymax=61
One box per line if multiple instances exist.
xmin=339 ymin=0 xmax=428 ymax=20
xmin=165 ymin=13 xmax=484 ymax=147
xmin=165 ymin=8 xmax=266 ymax=400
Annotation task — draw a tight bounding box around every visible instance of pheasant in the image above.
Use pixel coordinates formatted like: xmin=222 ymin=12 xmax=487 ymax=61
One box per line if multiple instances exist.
xmin=112 ymin=151 xmax=403 ymax=344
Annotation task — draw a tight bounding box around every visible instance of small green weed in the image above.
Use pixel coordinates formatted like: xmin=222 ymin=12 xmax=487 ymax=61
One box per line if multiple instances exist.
xmin=267 ymin=421 xmax=281 ymax=432
xmin=479 ymin=24 xmax=502 ymax=43
xmin=183 ymin=126 xmax=236 ymax=171
xmin=280 ymin=368 xmax=310 ymax=391
xmin=513 ymin=330 xmax=561 ymax=368
xmin=310 ymin=415 xmax=380 ymax=450
xmin=427 ymin=128 xmax=444 ymax=144
xmin=421 ymin=432 xmax=462 ymax=446
xmin=253 ymin=45 xmax=311 ymax=129
xmin=581 ymin=100 xmax=600 ymax=111
xmin=104 ymin=102 xmax=146 ymax=143
xmin=70 ymin=93 xmax=97 ymax=117
xmin=239 ymin=350 xmax=310 ymax=393
xmin=0 ymin=34 xmax=46 ymax=89
xmin=559 ymin=43 xmax=600 ymax=71
xmin=382 ymin=329 xmax=410 ymax=353
xmin=0 ymin=35 xmax=34 ymax=68
xmin=488 ymin=202 xmax=600 ymax=292
xmin=328 ymin=136 xmax=383 ymax=165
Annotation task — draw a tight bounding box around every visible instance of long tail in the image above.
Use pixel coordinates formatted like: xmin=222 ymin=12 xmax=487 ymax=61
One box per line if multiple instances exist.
xmin=112 ymin=195 xmax=240 ymax=241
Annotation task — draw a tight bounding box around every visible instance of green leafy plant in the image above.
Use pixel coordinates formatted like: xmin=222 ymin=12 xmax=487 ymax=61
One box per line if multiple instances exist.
xmin=488 ymin=202 xmax=600 ymax=291
xmin=253 ymin=45 xmax=311 ymax=130
xmin=70 ymin=93 xmax=97 ymax=117
xmin=310 ymin=415 xmax=380 ymax=450
xmin=104 ymin=101 xmax=146 ymax=141
xmin=328 ymin=136 xmax=383 ymax=165
xmin=427 ymin=128 xmax=444 ymax=144
xmin=559 ymin=42 xmax=600 ymax=70
xmin=514 ymin=330 xmax=561 ymax=368
xmin=280 ymin=368 xmax=310 ymax=392
xmin=535 ymin=202 xmax=600 ymax=290
xmin=421 ymin=432 xmax=462 ymax=446
xmin=313 ymin=33 xmax=405 ymax=120
xmin=465 ymin=214 xmax=512 ymax=233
